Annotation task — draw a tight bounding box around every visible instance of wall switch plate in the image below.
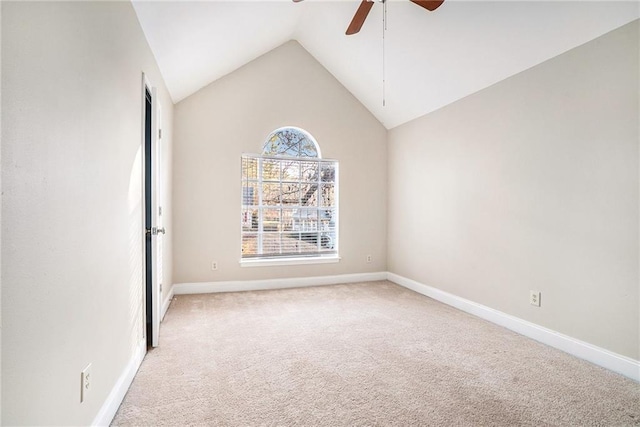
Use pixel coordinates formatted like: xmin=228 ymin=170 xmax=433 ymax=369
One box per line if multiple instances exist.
xmin=80 ymin=363 xmax=92 ymax=403
xmin=366 ymin=255 xmax=372 ymax=263
xmin=211 ymin=261 xmax=218 ymax=271
xmin=530 ymin=291 xmax=541 ymax=307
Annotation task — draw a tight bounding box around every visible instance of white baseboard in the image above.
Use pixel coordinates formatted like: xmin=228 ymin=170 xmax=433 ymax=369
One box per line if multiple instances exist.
xmin=161 ymin=285 xmax=174 ymax=321
xmin=92 ymin=339 xmax=146 ymax=426
xmin=173 ymin=271 xmax=388 ymax=295
xmin=387 ymin=272 xmax=640 ymax=382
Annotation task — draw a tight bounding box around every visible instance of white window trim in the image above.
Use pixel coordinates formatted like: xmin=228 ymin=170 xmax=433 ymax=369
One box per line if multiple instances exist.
xmin=239 ymin=255 xmax=341 ymax=268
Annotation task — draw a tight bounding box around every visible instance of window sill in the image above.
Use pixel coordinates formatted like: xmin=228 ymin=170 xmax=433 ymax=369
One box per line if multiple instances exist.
xmin=240 ymin=255 xmax=341 ymax=268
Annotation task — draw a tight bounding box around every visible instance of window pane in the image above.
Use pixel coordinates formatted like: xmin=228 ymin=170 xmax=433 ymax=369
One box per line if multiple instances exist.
xmin=281 ymin=232 xmax=301 ymax=254
xmin=262 ymin=208 xmax=281 ymax=232
xmin=299 ymin=232 xmax=320 ymax=254
xmin=242 ymin=233 xmax=258 ymax=256
xmin=319 ymin=232 xmax=336 ymax=251
xmin=262 ymin=159 xmax=280 ymax=181
xmin=262 ymin=183 xmax=280 ymax=206
xmin=294 ymin=209 xmax=317 ymax=232
xmin=262 ymin=128 xmax=319 ymax=158
xmin=301 ymin=161 xmax=318 ymax=182
xmin=263 ymin=134 xmax=297 ymax=157
xmin=321 ymin=184 xmax=335 ymax=207
xmin=319 ymin=209 xmax=335 ymax=231
xmin=281 ymin=209 xmax=297 ymax=232
xmin=242 ymin=156 xmax=258 ymax=180
xmin=299 ymin=137 xmax=318 ymax=157
xmin=281 ymin=183 xmax=300 ymax=206
xmin=262 ymin=134 xmax=280 ymax=156
xmin=300 ymin=182 xmax=318 ymax=207
xmin=242 ymin=183 xmax=258 ymax=207
xmin=281 ymin=160 xmax=300 ymax=181
xmin=242 ymin=209 xmax=258 ymax=232
xmin=275 ymin=131 xmax=300 ymax=156
xmin=321 ymin=162 xmax=335 ymax=183
xmin=262 ymin=233 xmax=281 ymax=255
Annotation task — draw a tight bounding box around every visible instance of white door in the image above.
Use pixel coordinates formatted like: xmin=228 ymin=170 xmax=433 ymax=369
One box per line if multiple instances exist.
xmin=152 ymin=100 xmax=164 ymax=346
xmin=143 ymin=74 xmax=163 ymax=348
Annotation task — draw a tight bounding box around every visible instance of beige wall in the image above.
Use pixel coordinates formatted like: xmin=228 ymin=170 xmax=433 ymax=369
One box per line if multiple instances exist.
xmin=388 ymin=21 xmax=639 ymax=359
xmin=2 ymin=2 xmax=173 ymax=425
xmin=173 ymin=41 xmax=387 ymax=283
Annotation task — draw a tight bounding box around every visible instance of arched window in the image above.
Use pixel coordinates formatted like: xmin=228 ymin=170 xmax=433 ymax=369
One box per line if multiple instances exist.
xmin=241 ymin=127 xmax=339 ymax=263
xmin=262 ymin=127 xmax=322 ymax=158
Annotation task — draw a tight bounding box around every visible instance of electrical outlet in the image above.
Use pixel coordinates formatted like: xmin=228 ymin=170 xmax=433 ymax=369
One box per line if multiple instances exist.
xmin=366 ymin=254 xmax=372 ymax=263
xmin=211 ymin=261 xmax=218 ymax=271
xmin=80 ymin=363 xmax=92 ymax=403
xmin=530 ymin=291 xmax=541 ymax=307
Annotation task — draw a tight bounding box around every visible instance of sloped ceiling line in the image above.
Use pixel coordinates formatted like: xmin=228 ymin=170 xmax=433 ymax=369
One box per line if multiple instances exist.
xmin=133 ymin=1 xmax=639 ymax=129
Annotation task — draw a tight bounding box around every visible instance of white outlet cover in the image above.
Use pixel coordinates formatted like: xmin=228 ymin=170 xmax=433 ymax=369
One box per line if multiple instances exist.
xmin=530 ymin=291 xmax=541 ymax=307
xmin=81 ymin=363 xmax=92 ymax=403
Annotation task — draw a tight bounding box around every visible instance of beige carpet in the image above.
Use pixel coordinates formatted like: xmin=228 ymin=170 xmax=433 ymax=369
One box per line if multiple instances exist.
xmin=112 ymin=281 xmax=639 ymax=426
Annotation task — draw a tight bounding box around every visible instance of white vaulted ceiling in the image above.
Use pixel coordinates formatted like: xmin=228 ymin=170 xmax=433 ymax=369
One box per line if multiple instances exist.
xmin=132 ymin=1 xmax=639 ymax=129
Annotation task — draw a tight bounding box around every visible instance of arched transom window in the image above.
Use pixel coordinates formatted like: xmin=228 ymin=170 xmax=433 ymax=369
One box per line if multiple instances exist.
xmin=262 ymin=127 xmax=322 ymax=158
xmin=241 ymin=127 xmax=339 ymax=263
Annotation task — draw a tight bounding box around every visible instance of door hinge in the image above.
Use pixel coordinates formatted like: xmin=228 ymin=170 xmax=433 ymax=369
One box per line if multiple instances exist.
xmin=158 ymin=129 xmax=162 ymax=139
xmin=159 ymin=283 xmax=162 ymax=293
xmin=159 ymin=206 xmax=162 ymax=216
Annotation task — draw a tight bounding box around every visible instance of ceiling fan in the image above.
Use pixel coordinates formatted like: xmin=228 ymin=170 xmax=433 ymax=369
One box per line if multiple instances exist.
xmin=293 ymin=0 xmax=445 ymax=35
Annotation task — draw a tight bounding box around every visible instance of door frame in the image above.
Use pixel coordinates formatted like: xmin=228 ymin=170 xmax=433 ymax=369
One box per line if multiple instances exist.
xmin=141 ymin=72 xmax=161 ymax=348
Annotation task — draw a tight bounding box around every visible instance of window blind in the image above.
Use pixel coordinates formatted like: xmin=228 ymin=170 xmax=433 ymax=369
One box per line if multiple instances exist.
xmin=241 ymin=154 xmax=338 ymax=259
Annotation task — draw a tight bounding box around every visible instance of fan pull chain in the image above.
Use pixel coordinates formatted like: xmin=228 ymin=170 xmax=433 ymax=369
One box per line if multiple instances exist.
xmin=382 ymin=0 xmax=387 ymax=107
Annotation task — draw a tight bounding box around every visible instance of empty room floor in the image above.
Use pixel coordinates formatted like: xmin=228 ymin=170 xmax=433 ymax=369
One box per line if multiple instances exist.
xmin=112 ymin=281 xmax=640 ymax=426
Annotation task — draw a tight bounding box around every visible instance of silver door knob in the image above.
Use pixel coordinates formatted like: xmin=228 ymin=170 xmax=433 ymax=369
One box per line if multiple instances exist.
xmin=150 ymin=227 xmax=166 ymax=235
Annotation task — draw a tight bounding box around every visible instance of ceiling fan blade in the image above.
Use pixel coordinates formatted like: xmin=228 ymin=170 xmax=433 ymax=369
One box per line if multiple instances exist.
xmin=410 ymin=0 xmax=445 ymax=11
xmin=346 ymin=0 xmax=374 ymax=35
xmin=292 ymin=0 xmax=304 ymax=2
